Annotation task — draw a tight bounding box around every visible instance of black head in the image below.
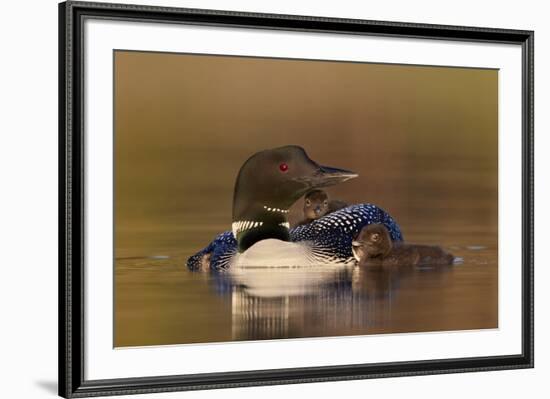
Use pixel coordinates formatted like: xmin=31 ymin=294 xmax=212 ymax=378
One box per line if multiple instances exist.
xmin=232 ymin=146 xmax=357 ymax=221
xmin=352 ymin=224 xmax=393 ymax=259
xmin=303 ymin=189 xmax=329 ymax=220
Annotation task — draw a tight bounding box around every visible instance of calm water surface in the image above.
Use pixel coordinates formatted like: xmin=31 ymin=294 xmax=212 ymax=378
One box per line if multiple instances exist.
xmin=115 ymin=203 xmax=497 ymax=347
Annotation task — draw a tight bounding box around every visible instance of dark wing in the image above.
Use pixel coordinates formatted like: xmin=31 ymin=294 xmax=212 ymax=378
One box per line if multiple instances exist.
xmin=290 ymin=204 xmax=403 ymax=262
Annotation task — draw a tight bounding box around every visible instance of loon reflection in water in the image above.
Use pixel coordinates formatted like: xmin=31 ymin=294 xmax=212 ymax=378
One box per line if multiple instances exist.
xmin=213 ymin=262 xmax=454 ymax=341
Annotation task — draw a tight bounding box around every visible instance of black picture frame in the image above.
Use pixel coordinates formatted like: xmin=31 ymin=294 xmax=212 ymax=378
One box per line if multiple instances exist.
xmin=59 ymin=1 xmax=534 ymax=397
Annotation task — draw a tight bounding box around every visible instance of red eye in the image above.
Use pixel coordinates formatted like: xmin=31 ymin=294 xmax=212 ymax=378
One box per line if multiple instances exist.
xmin=279 ymin=163 xmax=289 ymax=172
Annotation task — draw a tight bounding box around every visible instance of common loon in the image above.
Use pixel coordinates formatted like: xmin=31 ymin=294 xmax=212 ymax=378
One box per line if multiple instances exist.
xmin=295 ymin=189 xmax=348 ymax=226
xmin=352 ymin=224 xmax=454 ymax=266
xmin=187 ymin=146 xmax=403 ymax=271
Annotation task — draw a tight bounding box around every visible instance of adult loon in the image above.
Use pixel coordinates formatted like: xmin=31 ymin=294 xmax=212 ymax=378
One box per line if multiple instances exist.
xmin=187 ymin=146 xmax=403 ymax=271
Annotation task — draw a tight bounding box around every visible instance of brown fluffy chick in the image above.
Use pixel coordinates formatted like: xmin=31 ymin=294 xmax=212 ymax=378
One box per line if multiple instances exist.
xmin=352 ymin=224 xmax=454 ymax=266
xmin=295 ymin=189 xmax=348 ymax=226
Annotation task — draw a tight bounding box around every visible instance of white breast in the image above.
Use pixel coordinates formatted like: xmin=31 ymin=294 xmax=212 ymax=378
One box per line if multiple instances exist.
xmin=230 ymin=239 xmax=315 ymax=268
xmin=228 ymin=239 xmax=353 ymax=297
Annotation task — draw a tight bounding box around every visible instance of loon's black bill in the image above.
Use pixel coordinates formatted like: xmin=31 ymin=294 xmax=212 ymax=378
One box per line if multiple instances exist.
xmin=292 ymin=165 xmax=358 ymax=188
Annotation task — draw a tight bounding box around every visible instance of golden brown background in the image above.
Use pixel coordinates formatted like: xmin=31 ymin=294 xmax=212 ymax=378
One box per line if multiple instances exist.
xmin=114 ymin=50 xmax=497 ymax=347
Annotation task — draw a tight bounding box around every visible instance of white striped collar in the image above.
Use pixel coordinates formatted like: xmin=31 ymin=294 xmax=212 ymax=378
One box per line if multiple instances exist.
xmin=231 ymin=220 xmax=290 ymax=239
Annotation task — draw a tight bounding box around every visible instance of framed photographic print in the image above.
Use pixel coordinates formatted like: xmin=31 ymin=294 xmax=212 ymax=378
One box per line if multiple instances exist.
xmin=59 ymin=1 xmax=534 ymax=397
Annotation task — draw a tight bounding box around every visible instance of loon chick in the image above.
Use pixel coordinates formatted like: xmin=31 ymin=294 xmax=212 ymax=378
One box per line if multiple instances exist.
xmin=296 ymin=189 xmax=348 ymax=226
xmin=187 ymin=146 xmax=403 ymax=271
xmin=352 ymin=224 xmax=454 ymax=267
